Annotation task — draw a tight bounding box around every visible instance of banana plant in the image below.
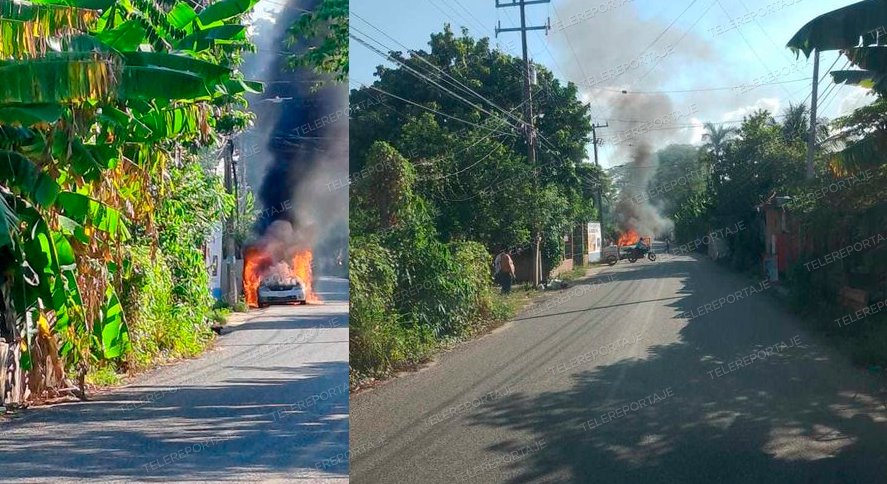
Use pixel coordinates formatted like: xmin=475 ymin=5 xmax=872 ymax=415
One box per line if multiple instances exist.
xmin=0 ymin=0 xmax=261 ymax=399
xmin=787 ymin=1 xmax=887 ymax=173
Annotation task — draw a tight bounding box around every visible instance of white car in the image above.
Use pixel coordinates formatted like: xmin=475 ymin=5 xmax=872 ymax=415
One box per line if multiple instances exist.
xmin=257 ymin=278 xmax=307 ymax=307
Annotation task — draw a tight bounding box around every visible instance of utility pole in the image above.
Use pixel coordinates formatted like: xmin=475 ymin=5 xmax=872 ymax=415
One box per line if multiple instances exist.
xmin=806 ymin=49 xmax=820 ymax=180
xmin=496 ymin=0 xmax=550 ymax=287
xmin=223 ymin=139 xmax=239 ymax=306
xmin=591 ymin=123 xmax=608 ymax=242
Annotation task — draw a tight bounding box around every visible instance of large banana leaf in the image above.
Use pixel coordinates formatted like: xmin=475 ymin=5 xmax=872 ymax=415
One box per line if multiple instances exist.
xmin=846 ymin=45 xmax=887 ymax=67
xmin=175 ymin=24 xmax=246 ymax=52
xmin=0 ymin=53 xmax=120 ymax=104
xmin=122 ymin=51 xmax=231 ymax=83
xmin=167 ymin=2 xmax=197 ymax=30
xmin=830 ymin=134 xmax=887 ymax=171
xmin=787 ymin=0 xmax=887 ymax=57
xmin=0 ymin=104 xmax=62 ymax=125
xmin=196 ymin=0 xmax=257 ymax=28
xmin=138 ymin=105 xmax=201 ymax=139
xmin=94 ymin=284 xmax=128 ymax=359
xmin=118 ymin=65 xmax=211 ymax=101
xmin=0 ymin=0 xmax=99 ymax=21
xmin=0 ymin=149 xmax=60 ymax=207
xmin=0 ymin=0 xmax=101 ymax=57
xmin=93 ymin=19 xmax=146 ymax=51
xmin=0 ymin=194 xmax=16 ymax=248
xmin=222 ymin=78 xmax=263 ymax=95
xmin=29 ymin=0 xmax=115 ymax=10
xmin=832 ymin=69 xmax=881 ymax=88
xmin=55 ymin=191 xmax=130 ymax=240
xmin=832 ymin=67 xmax=887 ymax=95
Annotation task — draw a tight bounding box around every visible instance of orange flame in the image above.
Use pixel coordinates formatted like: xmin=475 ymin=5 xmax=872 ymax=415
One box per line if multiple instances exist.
xmin=244 ymin=246 xmax=273 ymax=308
xmin=290 ymin=249 xmax=321 ymax=303
xmin=243 ymin=246 xmax=321 ymax=307
xmin=617 ymin=229 xmax=640 ymax=247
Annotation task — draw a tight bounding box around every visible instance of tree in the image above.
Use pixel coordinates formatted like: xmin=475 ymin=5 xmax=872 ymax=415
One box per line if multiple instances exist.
xmin=702 ymin=123 xmax=737 ymax=162
xmin=648 ymin=144 xmax=707 ymax=216
xmin=0 ymin=0 xmax=260 ymax=400
xmin=350 ymin=26 xmax=597 ymax=256
xmin=787 ymin=0 xmax=887 ymax=174
xmin=287 ymin=0 xmax=348 ymax=83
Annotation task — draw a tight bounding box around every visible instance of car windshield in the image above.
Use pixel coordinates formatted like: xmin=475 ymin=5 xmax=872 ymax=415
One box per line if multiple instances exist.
xmin=262 ymin=277 xmax=302 ymax=288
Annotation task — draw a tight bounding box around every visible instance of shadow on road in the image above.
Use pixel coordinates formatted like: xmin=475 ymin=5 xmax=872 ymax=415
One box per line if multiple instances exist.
xmin=0 ymin=361 xmax=348 ymax=481
xmin=467 ymin=257 xmax=887 ymax=483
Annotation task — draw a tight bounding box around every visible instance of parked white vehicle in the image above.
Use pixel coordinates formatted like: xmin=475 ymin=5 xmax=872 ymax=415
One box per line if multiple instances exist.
xmin=257 ymin=277 xmax=307 ymax=307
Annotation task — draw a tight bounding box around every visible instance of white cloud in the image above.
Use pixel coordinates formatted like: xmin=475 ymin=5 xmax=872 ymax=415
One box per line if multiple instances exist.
xmin=836 ymin=86 xmax=875 ymax=117
xmin=723 ymin=97 xmax=781 ymax=122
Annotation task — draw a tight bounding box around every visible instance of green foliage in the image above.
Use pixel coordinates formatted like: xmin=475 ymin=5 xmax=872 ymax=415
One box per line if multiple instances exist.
xmin=286 ymin=0 xmax=347 ymax=83
xmin=209 ymin=308 xmax=229 ymax=324
xmin=349 ymin=28 xmax=603 ymax=382
xmin=350 ymin=27 xmax=598 ymax=258
xmin=0 ymin=0 xmax=259 ymax=396
xmin=121 ymin=245 xmax=212 ymax=370
xmin=86 ymin=364 xmax=123 ymax=387
xmin=154 ymin=159 xmax=233 ymax=309
xmin=349 ymin=237 xmax=402 ymax=379
xmin=649 ymin=144 xmax=705 ymax=214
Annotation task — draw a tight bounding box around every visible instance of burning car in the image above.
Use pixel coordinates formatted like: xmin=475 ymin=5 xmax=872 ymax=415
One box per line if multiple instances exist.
xmin=604 ymin=230 xmax=656 ymax=265
xmin=243 ymin=236 xmax=320 ymax=308
xmin=257 ymin=275 xmax=307 ymax=307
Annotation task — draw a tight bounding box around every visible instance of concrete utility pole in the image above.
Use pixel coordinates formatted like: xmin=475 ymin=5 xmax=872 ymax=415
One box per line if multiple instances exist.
xmin=223 ymin=139 xmax=239 ymax=306
xmin=806 ymin=49 xmax=820 ymax=180
xmin=591 ymin=123 xmax=608 ymax=237
xmin=495 ymin=0 xmax=550 ymax=287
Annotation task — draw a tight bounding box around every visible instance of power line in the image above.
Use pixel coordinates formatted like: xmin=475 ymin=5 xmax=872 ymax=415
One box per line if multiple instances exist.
xmin=350 ymin=80 xmax=517 ymax=136
xmin=711 ymin=0 xmax=795 ymax=100
xmin=350 ymin=29 xmax=525 ymax=133
xmin=351 ymin=13 xmax=529 ymax=131
xmin=634 ymin=0 xmax=717 ymax=87
xmin=633 ymin=0 xmax=699 ymax=74
xmin=591 ymin=77 xmax=811 ymax=94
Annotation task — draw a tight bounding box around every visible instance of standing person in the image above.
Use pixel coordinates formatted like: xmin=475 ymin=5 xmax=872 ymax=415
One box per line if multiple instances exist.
xmin=665 ymin=238 xmax=671 ymax=254
xmin=494 ymin=251 xmax=516 ymax=294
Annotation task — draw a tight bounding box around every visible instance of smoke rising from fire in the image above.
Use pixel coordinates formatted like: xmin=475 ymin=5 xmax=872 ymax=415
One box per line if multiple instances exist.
xmin=549 ymin=1 xmax=715 ymax=239
xmin=239 ymin=0 xmax=348 ymax=288
xmin=608 ymin=93 xmax=676 ymax=239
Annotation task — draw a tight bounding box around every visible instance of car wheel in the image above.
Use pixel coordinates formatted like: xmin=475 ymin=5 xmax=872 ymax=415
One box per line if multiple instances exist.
xmin=606 ymin=255 xmax=618 ymax=266
xmin=648 ymin=253 xmax=657 ymax=261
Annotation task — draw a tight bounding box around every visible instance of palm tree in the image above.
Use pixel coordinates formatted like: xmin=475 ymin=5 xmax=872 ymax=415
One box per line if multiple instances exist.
xmin=781 ymin=103 xmax=810 ymax=143
xmin=701 ymin=123 xmax=737 ymax=186
xmin=702 ymin=122 xmax=737 ymax=161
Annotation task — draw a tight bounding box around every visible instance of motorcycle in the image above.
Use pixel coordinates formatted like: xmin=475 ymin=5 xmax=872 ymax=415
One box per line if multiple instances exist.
xmin=626 ymin=245 xmax=657 ymax=263
xmin=604 ymin=244 xmax=657 ymax=266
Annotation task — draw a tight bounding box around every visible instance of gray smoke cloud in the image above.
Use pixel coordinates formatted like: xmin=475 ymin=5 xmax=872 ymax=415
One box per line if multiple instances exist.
xmin=239 ymin=0 xmax=348 ymax=273
xmin=549 ymin=1 xmax=716 ymax=239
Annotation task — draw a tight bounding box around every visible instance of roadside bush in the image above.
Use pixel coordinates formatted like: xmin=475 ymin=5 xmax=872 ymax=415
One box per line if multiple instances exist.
xmin=349 ymin=238 xmax=401 ymax=378
xmin=121 ymin=246 xmax=213 ymax=370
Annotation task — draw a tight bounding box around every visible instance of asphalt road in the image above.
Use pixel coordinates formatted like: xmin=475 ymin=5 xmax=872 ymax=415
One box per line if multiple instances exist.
xmin=350 ymin=246 xmax=887 ymax=483
xmin=0 ymin=276 xmax=349 ymax=483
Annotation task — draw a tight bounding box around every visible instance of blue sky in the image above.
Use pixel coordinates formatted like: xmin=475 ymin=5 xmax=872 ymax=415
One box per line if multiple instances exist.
xmin=350 ymin=0 xmax=871 ymax=167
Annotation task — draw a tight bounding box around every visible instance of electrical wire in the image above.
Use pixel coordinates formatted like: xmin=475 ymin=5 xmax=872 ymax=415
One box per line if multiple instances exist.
xmin=350 ymin=80 xmax=518 ymax=136
xmin=350 ymin=29 xmax=526 ymax=133
xmin=351 ymin=13 xmax=529 ymax=130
